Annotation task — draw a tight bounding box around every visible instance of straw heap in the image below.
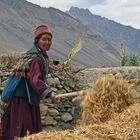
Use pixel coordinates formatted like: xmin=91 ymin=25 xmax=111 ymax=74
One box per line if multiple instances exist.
xmin=18 ymin=76 xmax=140 ymax=140
xmin=19 ymin=103 xmax=140 ymax=140
xmin=81 ymin=76 xmax=137 ymax=124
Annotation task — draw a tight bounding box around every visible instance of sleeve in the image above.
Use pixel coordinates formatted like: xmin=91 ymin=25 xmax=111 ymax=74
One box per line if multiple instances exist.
xmin=29 ymin=56 xmax=52 ymax=98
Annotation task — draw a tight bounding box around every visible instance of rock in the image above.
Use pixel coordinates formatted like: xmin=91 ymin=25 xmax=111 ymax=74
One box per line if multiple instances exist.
xmin=61 ymin=113 xmax=73 ymax=122
xmin=3 ymin=72 xmax=10 ymax=76
xmin=0 ymin=71 xmax=3 ymax=75
xmin=41 ymin=120 xmax=46 ymax=126
xmin=2 ymin=80 xmax=7 ymax=87
xmin=46 ymin=77 xmax=54 ymax=86
xmin=57 ymin=106 xmax=64 ymax=112
xmin=63 ymin=85 xmax=72 ymax=92
xmin=54 ymin=77 xmax=61 ymax=87
xmin=47 ymin=74 xmax=52 ymax=78
xmin=107 ymin=74 xmax=114 ymax=77
xmin=111 ymin=70 xmax=117 ymax=75
xmin=60 ymin=80 xmax=65 ymax=86
xmin=128 ymin=69 xmax=132 ymax=73
xmin=63 ymin=103 xmax=72 ymax=108
xmin=0 ymin=78 xmax=1 ymax=88
xmin=41 ymin=116 xmax=45 ymax=120
xmin=48 ymin=108 xmax=59 ymax=116
xmin=102 ymin=71 xmax=107 ymax=75
xmin=67 ymin=108 xmax=72 ymax=112
xmin=0 ymin=87 xmax=4 ymax=92
xmin=71 ymin=107 xmax=75 ymax=115
xmin=58 ymin=123 xmax=73 ymax=130
xmin=134 ymin=85 xmax=140 ymax=93
xmin=45 ymin=116 xmax=57 ymax=126
xmin=44 ymin=103 xmax=54 ymax=108
xmin=54 ymin=116 xmax=61 ymax=121
xmin=43 ymin=125 xmax=55 ymax=131
xmin=57 ymin=85 xmax=63 ymax=89
xmin=59 ymin=89 xmax=66 ymax=94
xmin=76 ymin=119 xmax=82 ymax=125
xmin=40 ymin=105 xmax=48 ymax=116
xmin=45 ymin=98 xmax=52 ymax=104
xmin=66 ymin=80 xmax=76 ymax=89
xmin=115 ymin=72 xmax=123 ymax=79
xmin=57 ymin=104 xmax=66 ymax=112
xmin=73 ymin=106 xmax=81 ymax=119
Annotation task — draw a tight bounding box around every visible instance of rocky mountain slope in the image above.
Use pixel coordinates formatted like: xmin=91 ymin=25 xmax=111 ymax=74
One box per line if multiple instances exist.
xmin=1 ymin=0 xmax=139 ymax=67
xmin=66 ymin=7 xmax=140 ymax=52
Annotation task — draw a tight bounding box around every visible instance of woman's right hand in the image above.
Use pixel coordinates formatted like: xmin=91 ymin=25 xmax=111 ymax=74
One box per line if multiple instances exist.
xmin=49 ymin=92 xmax=57 ymax=102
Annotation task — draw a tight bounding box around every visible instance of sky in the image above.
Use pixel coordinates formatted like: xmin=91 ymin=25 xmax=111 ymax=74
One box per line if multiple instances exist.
xmin=26 ymin=0 xmax=140 ymax=29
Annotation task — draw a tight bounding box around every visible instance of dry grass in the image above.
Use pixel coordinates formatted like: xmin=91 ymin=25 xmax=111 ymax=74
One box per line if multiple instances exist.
xmin=18 ymin=76 xmax=140 ymax=140
xmin=19 ymin=103 xmax=140 ymax=140
xmin=0 ymin=52 xmax=20 ymax=69
xmin=81 ymin=76 xmax=137 ymax=124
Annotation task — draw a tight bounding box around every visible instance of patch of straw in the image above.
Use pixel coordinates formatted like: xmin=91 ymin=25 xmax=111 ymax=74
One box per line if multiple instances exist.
xmin=81 ymin=76 xmax=137 ymax=124
xmin=20 ymin=103 xmax=140 ymax=140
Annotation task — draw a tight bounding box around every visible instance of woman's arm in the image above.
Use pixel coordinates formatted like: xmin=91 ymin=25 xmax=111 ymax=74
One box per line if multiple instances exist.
xmin=29 ymin=56 xmax=53 ymax=98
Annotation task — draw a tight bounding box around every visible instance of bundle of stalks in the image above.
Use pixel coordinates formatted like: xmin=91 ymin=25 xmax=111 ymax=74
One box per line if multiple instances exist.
xmin=81 ymin=76 xmax=137 ymax=124
xmin=17 ymin=76 xmax=140 ymax=140
xmin=19 ymin=103 xmax=140 ymax=140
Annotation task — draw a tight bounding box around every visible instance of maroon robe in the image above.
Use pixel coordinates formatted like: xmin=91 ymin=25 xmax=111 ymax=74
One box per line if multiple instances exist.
xmin=0 ymin=55 xmax=51 ymax=140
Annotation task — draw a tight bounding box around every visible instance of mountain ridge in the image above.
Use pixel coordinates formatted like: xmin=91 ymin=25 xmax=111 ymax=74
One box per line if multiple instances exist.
xmin=0 ymin=0 xmax=139 ymax=67
xmin=66 ymin=6 xmax=140 ymax=52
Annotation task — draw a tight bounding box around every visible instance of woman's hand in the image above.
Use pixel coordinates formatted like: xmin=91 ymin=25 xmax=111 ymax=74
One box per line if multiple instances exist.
xmin=72 ymin=94 xmax=85 ymax=105
xmin=49 ymin=92 xmax=57 ymax=102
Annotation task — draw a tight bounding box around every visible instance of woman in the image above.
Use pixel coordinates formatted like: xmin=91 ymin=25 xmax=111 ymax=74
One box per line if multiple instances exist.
xmin=0 ymin=24 xmax=57 ymax=140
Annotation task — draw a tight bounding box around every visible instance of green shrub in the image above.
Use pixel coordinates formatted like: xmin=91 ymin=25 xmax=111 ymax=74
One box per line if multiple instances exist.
xmin=124 ymin=53 xmax=140 ymax=66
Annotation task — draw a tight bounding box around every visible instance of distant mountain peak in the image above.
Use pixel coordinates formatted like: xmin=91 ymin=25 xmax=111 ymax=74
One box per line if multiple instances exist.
xmin=67 ymin=6 xmax=140 ymax=52
xmin=68 ymin=6 xmax=93 ymax=17
xmin=69 ymin=6 xmax=91 ymax=12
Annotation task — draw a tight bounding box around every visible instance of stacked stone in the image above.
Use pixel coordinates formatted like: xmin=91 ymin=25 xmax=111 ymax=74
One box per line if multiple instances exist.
xmin=77 ymin=67 xmax=140 ymax=91
xmin=1 ymin=54 xmax=140 ymax=131
xmin=0 ymin=57 xmax=83 ymax=130
xmin=40 ymin=60 xmax=82 ymax=130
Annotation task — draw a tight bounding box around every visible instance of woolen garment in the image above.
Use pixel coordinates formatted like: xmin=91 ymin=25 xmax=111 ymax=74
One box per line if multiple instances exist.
xmin=0 ymin=96 xmax=42 ymax=140
xmin=0 ymin=48 xmax=52 ymax=140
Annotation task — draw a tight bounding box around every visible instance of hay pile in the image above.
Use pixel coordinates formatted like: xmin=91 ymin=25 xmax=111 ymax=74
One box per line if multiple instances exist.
xmin=19 ymin=77 xmax=140 ymax=140
xmin=18 ymin=103 xmax=140 ymax=140
xmin=18 ymin=76 xmax=140 ymax=140
xmin=81 ymin=76 xmax=137 ymax=124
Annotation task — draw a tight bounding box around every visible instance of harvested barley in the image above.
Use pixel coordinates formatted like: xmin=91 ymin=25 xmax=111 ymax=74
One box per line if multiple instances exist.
xmin=81 ymin=76 xmax=137 ymax=124
xmin=19 ymin=103 xmax=140 ymax=140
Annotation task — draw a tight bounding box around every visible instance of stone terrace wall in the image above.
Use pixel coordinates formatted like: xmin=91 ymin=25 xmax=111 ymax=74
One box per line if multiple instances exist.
xmin=77 ymin=67 xmax=140 ymax=91
xmin=0 ymin=66 xmax=140 ymax=130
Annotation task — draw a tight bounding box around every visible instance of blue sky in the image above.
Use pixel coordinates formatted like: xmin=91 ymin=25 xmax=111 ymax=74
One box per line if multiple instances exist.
xmin=26 ymin=0 xmax=140 ymax=29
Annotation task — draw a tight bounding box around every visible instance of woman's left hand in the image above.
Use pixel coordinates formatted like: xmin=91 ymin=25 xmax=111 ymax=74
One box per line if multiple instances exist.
xmin=72 ymin=94 xmax=85 ymax=105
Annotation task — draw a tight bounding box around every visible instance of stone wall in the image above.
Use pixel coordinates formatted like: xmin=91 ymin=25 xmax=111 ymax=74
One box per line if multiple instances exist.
xmin=77 ymin=67 xmax=140 ymax=91
xmin=0 ymin=66 xmax=140 ymax=130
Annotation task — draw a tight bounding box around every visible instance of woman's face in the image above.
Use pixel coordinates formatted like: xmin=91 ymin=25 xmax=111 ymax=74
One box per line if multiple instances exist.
xmin=38 ymin=34 xmax=52 ymax=52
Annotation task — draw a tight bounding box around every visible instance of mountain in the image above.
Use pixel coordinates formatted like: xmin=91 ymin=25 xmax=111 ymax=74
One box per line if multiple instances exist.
xmin=66 ymin=7 xmax=140 ymax=52
xmin=0 ymin=0 xmax=137 ymax=67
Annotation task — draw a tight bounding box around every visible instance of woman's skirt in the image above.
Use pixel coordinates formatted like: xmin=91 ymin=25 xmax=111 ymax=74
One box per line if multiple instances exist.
xmin=0 ymin=96 xmax=42 ymax=140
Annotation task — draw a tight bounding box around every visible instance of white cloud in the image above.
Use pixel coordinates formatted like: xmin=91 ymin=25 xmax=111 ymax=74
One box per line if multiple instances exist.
xmin=88 ymin=0 xmax=140 ymax=29
xmin=27 ymin=0 xmax=89 ymax=11
xmin=27 ymin=0 xmax=140 ymax=29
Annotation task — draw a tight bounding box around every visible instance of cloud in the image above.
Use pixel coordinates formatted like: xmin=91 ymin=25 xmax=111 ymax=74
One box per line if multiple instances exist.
xmin=26 ymin=0 xmax=140 ymax=29
xmin=88 ymin=0 xmax=140 ymax=29
xmin=27 ymin=0 xmax=89 ymax=11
